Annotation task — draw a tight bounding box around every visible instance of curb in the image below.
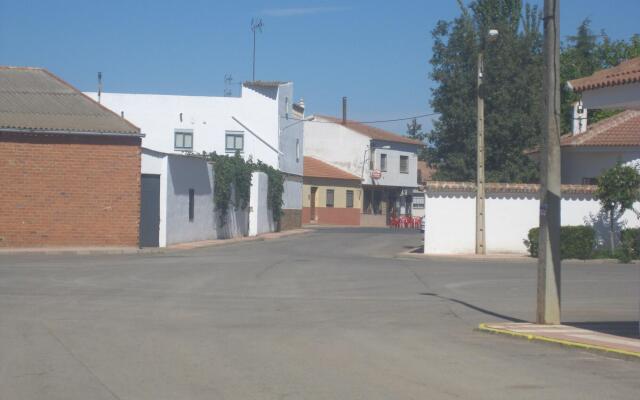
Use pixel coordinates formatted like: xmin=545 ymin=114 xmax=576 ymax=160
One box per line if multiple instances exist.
xmin=477 ymin=323 xmax=640 ymax=361
xmin=0 ymin=229 xmax=314 ymax=256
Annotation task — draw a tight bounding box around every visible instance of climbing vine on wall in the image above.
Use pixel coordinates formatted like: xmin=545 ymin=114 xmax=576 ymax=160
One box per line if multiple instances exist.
xmin=206 ymin=152 xmax=285 ymax=227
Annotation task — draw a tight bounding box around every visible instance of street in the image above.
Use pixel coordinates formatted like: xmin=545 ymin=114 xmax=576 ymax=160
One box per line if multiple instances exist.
xmin=1 ymin=228 xmax=639 ymax=399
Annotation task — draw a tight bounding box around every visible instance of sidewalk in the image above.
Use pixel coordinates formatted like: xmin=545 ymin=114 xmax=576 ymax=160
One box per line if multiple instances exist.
xmin=0 ymin=229 xmax=314 ymax=256
xmin=479 ymin=322 xmax=640 ymax=359
xmin=168 ymin=228 xmax=313 ymax=250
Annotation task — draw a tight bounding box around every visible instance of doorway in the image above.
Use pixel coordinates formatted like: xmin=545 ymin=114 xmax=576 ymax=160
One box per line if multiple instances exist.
xmin=140 ymin=174 xmax=160 ymax=247
xmin=310 ymin=186 xmax=318 ymax=221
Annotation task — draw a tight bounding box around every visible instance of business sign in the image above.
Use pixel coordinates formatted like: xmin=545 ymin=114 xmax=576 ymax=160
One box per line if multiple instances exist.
xmin=371 ymin=169 xmax=382 ymax=179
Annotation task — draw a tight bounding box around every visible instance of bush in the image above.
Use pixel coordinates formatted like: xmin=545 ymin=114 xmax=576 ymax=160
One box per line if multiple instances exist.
xmin=619 ymin=228 xmax=640 ymax=263
xmin=524 ymin=226 xmax=595 ymax=260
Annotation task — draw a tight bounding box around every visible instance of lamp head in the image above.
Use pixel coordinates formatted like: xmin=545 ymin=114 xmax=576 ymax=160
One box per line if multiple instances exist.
xmin=487 ymin=29 xmax=499 ymax=41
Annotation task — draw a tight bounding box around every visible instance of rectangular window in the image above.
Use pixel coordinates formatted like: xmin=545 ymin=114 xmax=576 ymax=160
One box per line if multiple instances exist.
xmin=188 ymin=189 xmax=195 ymax=221
xmin=225 ymin=131 xmax=244 ymax=153
xmin=296 ymin=138 xmax=300 ymax=162
xmin=380 ymin=154 xmax=387 ymax=172
xmin=326 ymin=189 xmax=334 ymax=208
xmin=174 ymin=130 xmax=193 ymax=151
xmin=400 ymin=155 xmax=409 ymax=173
xmin=346 ymin=190 xmax=354 ymax=208
xmin=412 ymin=196 xmax=425 ymax=209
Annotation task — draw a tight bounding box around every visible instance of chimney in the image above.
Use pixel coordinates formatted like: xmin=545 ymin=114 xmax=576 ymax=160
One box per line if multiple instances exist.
xmin=342 ymin=96 xmax=347 ymax=124
xmin=572 ymin=101 xmax=587 ymax=135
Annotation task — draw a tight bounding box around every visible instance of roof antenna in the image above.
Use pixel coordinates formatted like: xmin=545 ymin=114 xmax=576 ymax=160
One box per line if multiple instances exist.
xmin=251 ymin=18 xmax=264 ymax=82
xmin=97 ymin=72 xmax=102 ymax=103
xmin=224 ymin=73 xmax=233 ymax=97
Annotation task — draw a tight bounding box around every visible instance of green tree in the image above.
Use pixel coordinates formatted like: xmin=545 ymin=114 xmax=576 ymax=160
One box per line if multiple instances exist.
xmin=428 ymin=0 xmax=542 ymax=182
xmin=406 ymin=118 xmax=428 ymax=161
xmin=595 ymin=164 xmax=640 ymax=255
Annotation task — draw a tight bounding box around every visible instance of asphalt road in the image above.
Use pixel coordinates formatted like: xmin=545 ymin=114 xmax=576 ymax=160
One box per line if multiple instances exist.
xmin=1 ymin=228 xmax=639 ymax=399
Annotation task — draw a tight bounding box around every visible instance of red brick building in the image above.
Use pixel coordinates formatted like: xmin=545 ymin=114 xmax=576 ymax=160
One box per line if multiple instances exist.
xmin=0 ymin=67 xmax=143 ymax=247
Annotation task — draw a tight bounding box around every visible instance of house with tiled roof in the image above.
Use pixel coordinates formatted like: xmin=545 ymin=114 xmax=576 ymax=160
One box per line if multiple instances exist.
xmin=568 ymin=56 xmax=640 ymax=110
xmin=302 ymin=157 xmax=362 ymax=225
xmin=528 ymin=109 xmax=640 ymax=184
xmin=304 ymin=112 xmax=423 ymax=226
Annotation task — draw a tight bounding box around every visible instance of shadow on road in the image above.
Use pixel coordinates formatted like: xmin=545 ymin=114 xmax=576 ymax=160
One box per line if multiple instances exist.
xmin=420 ymin=292 xmax=526 ymax=323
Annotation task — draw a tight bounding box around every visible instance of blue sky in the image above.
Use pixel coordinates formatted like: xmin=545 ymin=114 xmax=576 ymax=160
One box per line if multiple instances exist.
xmin=1 ymin=0 xmax=639 ymax=134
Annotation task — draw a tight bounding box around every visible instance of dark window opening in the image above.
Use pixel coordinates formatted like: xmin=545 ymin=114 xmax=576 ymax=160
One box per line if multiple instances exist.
xmin=346 ymin=190 xmax=354 ymax=208
xmin=188 ymin=189 xmax=195 ymax=221
xmin=326 ymin=189 xmax=335 ymax=208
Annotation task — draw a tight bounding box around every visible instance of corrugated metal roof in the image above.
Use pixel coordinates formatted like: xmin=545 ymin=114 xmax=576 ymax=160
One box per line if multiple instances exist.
xmin=0 ymin=66 xmax=141 ymax=136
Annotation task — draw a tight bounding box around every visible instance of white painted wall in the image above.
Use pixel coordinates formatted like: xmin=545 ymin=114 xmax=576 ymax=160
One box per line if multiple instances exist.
xmin=369 ymin=147 xmax=418 ymax=187
xmin=141 ymin=149 xmax=277 ymax=246
xmin=581 ymin=82 xmax=640 ymax=110
xmin=304 ymin=115 xmax=418 ymax=188
xmin=165 ymin=155 xmax=217 ymax=245
xmin=562 ymin=148 xmax=640 ymax=184
xmin=424 ymin=189 xmax=640 ymax=254
xmin=304 ymin=118 xmax=370 ymax=179
xmin=249 ymin=171 xmax=275 ymax=236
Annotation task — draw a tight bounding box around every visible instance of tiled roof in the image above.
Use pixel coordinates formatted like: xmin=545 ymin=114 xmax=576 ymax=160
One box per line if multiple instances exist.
xmin=314 ymin=114 xmax=423 ymax=145
xmin=304 ymin=157 xmax=361 ymax=181
xmin=425 ymin=181 xmax=596 ymax=195
xmin=569 ymin=57 xmax=640 ymax=92
xmin=0 ymin=66 xmax=141 ymax=136
xmin=560 ymin=110 xmax=640 ymax=147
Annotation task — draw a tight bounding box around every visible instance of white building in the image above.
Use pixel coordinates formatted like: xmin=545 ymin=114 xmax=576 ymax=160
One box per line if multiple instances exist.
xmin=86 ymin=81 xmax=304 ymax=240
xmin=304 ymin=114 xmax=422 ymax=226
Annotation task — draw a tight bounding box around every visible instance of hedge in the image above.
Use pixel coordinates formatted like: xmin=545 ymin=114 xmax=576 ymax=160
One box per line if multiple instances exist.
xmin=620 ymin=228 xmax=640 ymax=262
xmin=524 ymin=226 xmax=595 ymax=260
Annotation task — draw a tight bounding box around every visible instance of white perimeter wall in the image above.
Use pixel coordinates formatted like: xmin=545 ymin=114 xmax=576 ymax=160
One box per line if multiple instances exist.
xmin=282 ymin=176 xmax=303 ymax=210
xmin=142 ymin=150 xmax=276 ymax=246
xmin=425 ymin=190 xmax=640 ymax=254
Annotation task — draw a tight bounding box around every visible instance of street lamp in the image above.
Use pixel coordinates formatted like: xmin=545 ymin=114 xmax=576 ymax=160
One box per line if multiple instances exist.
xmin=476 ymin=28 xmax=498 ymax=255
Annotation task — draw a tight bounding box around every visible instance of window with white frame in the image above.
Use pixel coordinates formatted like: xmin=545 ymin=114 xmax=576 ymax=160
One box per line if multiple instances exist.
xmin=380 ymin=153 xmax=388 ymax=172
xmin=296 ymin=138 xmax=300 ymax=162
xmin=174 ymin=129 xmax=193 ymax=151
xmin=225 ymin=131 xmax=244 ymax=153
xmin=400 ymin=155 xmax=409 ymax=173
xmin=412 ymin=195 xmax=425 ymax=209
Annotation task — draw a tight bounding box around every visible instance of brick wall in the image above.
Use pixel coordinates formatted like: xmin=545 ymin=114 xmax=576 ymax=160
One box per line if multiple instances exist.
xmin=302 ymin=207 xmax=360 ymax=226
xmin=0 ymin=132 xmax=141 ymax=247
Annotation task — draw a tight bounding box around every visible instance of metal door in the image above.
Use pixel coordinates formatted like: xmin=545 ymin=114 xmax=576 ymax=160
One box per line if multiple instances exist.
xmin=140 ymin=174 xmax=160 ymax=247
xmin=310 ymin=187 xmax=317 ymax=221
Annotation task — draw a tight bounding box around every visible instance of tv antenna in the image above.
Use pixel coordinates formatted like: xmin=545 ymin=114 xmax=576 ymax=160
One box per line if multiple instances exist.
xmin=251 ymin=18 xmax=264 ymax=81
xmin=224 ymin=74 xmax=233 ymax=97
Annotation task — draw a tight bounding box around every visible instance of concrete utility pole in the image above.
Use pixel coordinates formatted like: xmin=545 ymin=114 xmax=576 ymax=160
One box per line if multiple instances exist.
xmin=537 ymin=0 xmax=562 ymax=325
xmin=476 ymin=51 xmax=486 ymax=255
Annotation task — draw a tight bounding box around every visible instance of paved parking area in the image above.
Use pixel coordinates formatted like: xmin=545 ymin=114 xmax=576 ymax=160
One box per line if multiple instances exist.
xmin=1 ymin=228 xmax=639 ymax=399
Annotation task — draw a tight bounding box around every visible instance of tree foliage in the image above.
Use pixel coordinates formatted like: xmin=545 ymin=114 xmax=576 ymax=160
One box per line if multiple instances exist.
xmin=406 ymin=118 xmax=428 ymax=161
xmin=428 ymin=0 xmax=542 ymax=183
xmin=207 ymin=152 xmax=285 ymax=228
xmin=428 ymin=3 xmax=640 ymax=183
xmin=595 ymin=164 xmax=640 ymax=254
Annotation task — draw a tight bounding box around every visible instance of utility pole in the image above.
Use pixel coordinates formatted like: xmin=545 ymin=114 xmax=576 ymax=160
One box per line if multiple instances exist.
xmin=537 ymin=0 xmax=561 ymax=325
xmin=251 ymin=18 xmax=264 ymax=82
xmin=476 ymin=51 xmax=486 ymax=255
